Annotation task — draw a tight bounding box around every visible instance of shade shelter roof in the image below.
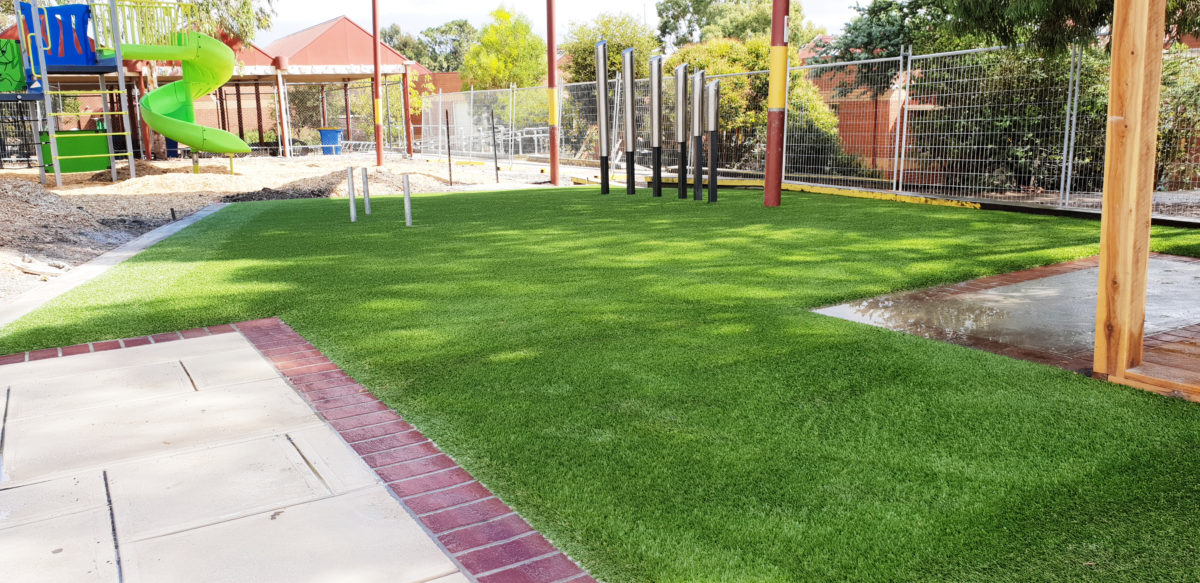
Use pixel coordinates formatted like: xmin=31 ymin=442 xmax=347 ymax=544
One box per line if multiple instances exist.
xmin=264 ymin=16 xmax=432 ymax=80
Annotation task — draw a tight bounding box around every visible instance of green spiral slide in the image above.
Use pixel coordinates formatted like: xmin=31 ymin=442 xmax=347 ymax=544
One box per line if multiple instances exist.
xmin=121 ymin=32 xmax=250 ymax=154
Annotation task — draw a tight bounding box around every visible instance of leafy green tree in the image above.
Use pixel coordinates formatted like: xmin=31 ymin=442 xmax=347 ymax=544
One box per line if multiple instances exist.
xmin=944 ymin=0 xmax=1200 ymax=52
xmin=818 ymin=0 xmax=978 ymax=61
xmin=701 ymin=1 xmax=826 ymax=47
xmin=560 ymin=13 xmax=661 ymax=82
xmin=418 ymin=19 xmax=478 ymax=73
xmin=665 ymin=36 xmax=873 ymax=176
xmin=191 ymin=0 xmax=274 ymax=42
xmin=656 ymin=0 xmax=715 ymax=48
xmin=462 ymin=8 xmax=547 ymax=89
xmin=381 ymin=24 xmax=431 ymax=65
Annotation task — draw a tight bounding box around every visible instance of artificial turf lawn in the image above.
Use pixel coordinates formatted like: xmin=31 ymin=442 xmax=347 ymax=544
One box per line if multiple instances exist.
xmin=4 ymin=187 xmax=1200 ymax=582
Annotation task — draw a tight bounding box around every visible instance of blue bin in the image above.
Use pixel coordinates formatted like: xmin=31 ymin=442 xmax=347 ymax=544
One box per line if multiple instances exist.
xmin=318 ymin=128 xmax=343 ymax=155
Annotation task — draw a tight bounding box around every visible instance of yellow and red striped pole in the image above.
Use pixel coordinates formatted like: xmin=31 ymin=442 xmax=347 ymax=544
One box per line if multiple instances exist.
xmin=763 ymin=0 xmax=788 ymax=207
xmin=547 ymin=0 xmax=560 ymax=185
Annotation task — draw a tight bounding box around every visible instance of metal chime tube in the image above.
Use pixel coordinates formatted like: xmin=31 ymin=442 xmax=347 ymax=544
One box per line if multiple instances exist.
xmin=691 ymin=69 xmax=705 ymax=201
xmin=706 ymin=80 xmax=720 ymax=203
xmin=650 ymin=56 xmax=663 ymax=197
xmin=622 ymin=48 xmax=636 ymax=194
xmin=595 ymin=41 xmax=610 ymax=194
xmin=674 ymin=63 xmax=688 ymax=199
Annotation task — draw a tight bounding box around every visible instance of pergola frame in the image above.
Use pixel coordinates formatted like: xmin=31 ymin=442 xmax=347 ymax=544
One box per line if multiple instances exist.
xmin=1093 ymin=0 xmax=1197 ymax=397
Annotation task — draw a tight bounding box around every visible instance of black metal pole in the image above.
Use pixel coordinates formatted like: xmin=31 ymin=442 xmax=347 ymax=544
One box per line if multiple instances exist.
xmin=490 ymin=108 xmax=499 ymax=183
xmin=652 ymin=146 xmax=662 ymax=196
xmin=600 ymin=156 xmax=609 ymax=194
xmin=708 ymin=130 xmax=718 ymax=203
xmin=678 ymin=141 xmax=687 ymax=198
xmin=693 ymin=136 xmax=703 ymax=201
xmin=444 ymin=109 xmax=452 ymax=186
xmin=626 ymin=151 xmax=635 ymax=194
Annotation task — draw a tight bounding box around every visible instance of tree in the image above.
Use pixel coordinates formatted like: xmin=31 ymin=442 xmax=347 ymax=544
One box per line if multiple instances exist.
xmin=818 ymin=0 xmax=977 ymax=61
xmin=461 ymin=8 xmax=546 ymax=89
xmin=701 ymin=1 xmax=826 ymax=47
xmin=656 ymin=0 xmax=714 ymax=48
xmin=418 ymin=19 xmax=478 ymax=73
xmin=560 ymin=13 xmax=661 ymax=82
xmin=665 ymin=36 xmax=874 ymax=176
xmin=944 ymin=0 xmax=1200 ymax=52
xmin=191 ymin=0 xmax=275 ymax=43
xmin=381 ymin=24 xmax=430 ymax=65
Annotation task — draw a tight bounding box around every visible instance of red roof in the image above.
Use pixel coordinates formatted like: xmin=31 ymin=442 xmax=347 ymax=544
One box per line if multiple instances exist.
xmin=265 ymin=16 xmax=431 ymax=75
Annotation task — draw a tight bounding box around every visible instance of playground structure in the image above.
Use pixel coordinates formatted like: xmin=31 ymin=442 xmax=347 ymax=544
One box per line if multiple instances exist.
xmin=1 ymin=0 xmax=249 ymax=186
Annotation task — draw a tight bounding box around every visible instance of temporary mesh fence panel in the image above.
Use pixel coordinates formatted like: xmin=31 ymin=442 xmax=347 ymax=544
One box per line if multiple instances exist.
xmin=784 ymin=59 xmax=900 ymax=190
xmin=415 ymin=46 xmax=1200 ymax=220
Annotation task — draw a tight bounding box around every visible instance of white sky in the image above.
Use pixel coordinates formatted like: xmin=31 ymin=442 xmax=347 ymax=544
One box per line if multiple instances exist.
xmin=256 ymin=1 xmax=861 ymax=47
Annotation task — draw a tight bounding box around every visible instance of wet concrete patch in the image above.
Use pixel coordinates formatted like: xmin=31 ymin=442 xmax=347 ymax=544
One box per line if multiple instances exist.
xmin=815 ymin=256 xmax=1200 ymax=372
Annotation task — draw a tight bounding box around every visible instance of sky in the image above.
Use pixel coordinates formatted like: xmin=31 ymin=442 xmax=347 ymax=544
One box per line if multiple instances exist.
xmin=256 ymin=1 xmax=861 ymax=47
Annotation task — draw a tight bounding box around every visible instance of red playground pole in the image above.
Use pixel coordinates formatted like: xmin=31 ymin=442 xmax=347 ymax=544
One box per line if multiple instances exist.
xmin=763 ymin=0 xmax=788 ymax=207
xmin=371 ymin=0 xmax=384 ymax=166
xmin=546 ymin=0 xmax=560 ymax=185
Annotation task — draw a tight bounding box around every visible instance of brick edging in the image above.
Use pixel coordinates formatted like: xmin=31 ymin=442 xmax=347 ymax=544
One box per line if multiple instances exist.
xmin=233 ymin=318 xmax=597 ymax=583
xmin=0 ymin=318 xmax=596 ymax=583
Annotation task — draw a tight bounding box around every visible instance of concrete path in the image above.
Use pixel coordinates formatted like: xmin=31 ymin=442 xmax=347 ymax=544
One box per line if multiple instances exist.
xmin=0 ymin=332 xmax=466 ymax=583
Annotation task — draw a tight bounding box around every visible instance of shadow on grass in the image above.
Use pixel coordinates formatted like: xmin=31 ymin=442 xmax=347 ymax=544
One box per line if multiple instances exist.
xmin=3 ymin=188 xmax=1200 ymax=582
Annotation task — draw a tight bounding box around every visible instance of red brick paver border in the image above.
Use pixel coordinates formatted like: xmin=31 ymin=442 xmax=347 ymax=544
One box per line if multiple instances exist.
xmin=0 ymin=318 xmax=596 ymax=583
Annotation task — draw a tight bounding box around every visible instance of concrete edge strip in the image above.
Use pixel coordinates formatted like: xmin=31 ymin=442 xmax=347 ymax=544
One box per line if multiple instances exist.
xmin=0 ymin=203 xmax=229 ymax=330
xmin=0 ymin=318 xmax=597 ymax=583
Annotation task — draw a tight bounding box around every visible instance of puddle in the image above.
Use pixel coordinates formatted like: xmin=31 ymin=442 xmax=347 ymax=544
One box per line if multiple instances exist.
xmin=815 ymin=258 xmax=1200 ymax=358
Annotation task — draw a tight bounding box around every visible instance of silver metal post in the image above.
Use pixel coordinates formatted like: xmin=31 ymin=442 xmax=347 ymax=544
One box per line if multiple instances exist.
xmin=650 ymin=55 xmax=662 ymax=196
xmin=621 ymin=48 xmax=636 ymax=194
xmin=1058 ymin=45 xmax=1078 ymax=206
xmin=891 ymin=48 xmax=907 ymax=191
xmin=347 ymin=167 xmax=357 ymax=222
xmin=29 ymin=0 xmax=60 ymax=186
xmin=896 ymin=46 xmax=914 ymax=193
xmin=691 ymin=69 xmax=704 ymax=201
xmin=706 ymin=79 xmax=720 ymax=203
xmin=402 ymin=174 xmax=413 ymax=227
xmin=1063 ymin=45 xmax=1083 ymax=208
xmin=361 ymin=167 xmax=371 ymax=214
xmin=675 ymin=63 xmax=688 ymax=198
xmin=109 ymin=0 xmax=134 ymax=179
xmin=594 ymin=40 xmax=610 ymax=193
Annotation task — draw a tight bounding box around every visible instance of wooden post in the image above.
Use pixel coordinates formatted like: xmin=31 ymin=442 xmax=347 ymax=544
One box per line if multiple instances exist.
xmin=1094 ymin=0 xmax=1167 ymax=381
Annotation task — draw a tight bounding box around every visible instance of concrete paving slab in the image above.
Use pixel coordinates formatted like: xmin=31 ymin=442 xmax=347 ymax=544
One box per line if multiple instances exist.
xmin=0 ymin=331 xmax=468 ymax=582
xmin=0 ymin=473 xmax=107 ymax=531
xmin=3 ymin=379 xmax=320 ymax=483
xmin=286 ymin=424 xmax=381 ymax=494
xmin=0 ymin=333 xmax=251 ymax=385
xmin=0 ymin=507 xmax=118 ymax=583
xmin=181 ymin=349 xmax=283 ymax=389
xmin=107 ymin=436 xmax=331 ymax=541
xmin=7 ymin=361 xmax=193 ymax=420
xmin=123 ymin=487 xmax=459 ymax=583
xmin=816 ymin=257 xmax=1200 ymax=356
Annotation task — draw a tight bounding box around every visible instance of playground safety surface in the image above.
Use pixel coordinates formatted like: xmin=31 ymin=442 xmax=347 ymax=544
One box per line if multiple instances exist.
xmin=0 ymin=318 xmax=593 ymax=583
xmin=816 ymin=254 xmax=1200 ymax=388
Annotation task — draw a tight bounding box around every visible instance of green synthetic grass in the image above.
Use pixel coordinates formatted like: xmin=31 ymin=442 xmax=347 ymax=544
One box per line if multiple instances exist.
xmin=4 ymin=188 xmax=1200 ymax=582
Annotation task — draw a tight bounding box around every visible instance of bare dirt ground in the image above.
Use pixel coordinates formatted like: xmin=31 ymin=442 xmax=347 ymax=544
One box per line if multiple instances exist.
xmin=0 ymin=153 xmax=572 ymax=303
